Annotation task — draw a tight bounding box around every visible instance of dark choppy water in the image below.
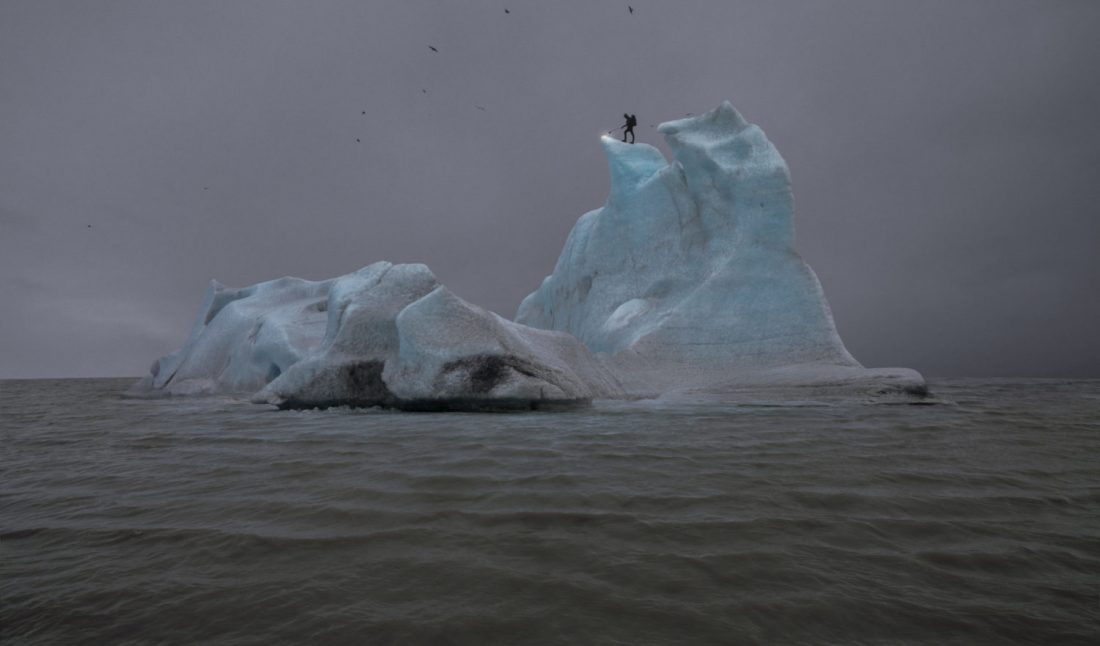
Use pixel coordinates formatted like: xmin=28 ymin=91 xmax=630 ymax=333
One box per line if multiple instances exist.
xmin=2 ymin=378 xmax=1098 ymax=645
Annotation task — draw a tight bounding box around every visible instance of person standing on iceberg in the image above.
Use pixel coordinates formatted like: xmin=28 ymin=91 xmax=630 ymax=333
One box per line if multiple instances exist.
xmin=621 ymin=113 xmax=637 ymax=143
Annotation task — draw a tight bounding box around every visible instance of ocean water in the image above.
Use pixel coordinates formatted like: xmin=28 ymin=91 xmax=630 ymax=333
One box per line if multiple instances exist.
xmin=2 ymin=378 xmax=1098 ymax=645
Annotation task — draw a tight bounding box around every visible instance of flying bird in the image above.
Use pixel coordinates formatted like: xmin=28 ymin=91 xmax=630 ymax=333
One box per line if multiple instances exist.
xmin=628 ymin=6 xmax=634 ymax=14
xmin=475 ymin=105 xmax=486 ymax=111
xmin=356 ymin=138 xmax=361 ymax=143
xmin=505 ymin=8 xmax=510 ymax=13
xmin=361 ymin=111 xmax=366 ymax=115
xmin=422 ymin=89 xmax=427 ymax=93
xmin=429 ymin=45 xmax=438 ymax=52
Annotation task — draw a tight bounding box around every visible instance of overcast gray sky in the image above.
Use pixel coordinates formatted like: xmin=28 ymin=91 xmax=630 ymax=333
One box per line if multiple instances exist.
xmin=2 ymin=0 xmax=1098 ymax=379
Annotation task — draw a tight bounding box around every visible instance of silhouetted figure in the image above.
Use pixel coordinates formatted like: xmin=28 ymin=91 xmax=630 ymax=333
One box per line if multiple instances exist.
xmin=622 ymin=113 xmax=637 ymax=143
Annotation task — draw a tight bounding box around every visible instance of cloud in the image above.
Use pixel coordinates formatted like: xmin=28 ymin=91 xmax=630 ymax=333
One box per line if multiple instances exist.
xmin=1 ymin=0 xmax=1098 ymax=378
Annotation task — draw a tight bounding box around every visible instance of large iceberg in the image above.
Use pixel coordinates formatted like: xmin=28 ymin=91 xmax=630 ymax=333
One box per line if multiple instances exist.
xmin=132 ymin=101 xmax=925 ymax=408
xmin=516 ymin=102 xmax=925 ymax=398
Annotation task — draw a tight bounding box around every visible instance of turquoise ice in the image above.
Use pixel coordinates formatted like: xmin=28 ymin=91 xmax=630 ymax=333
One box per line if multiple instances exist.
xmin=133 ymin=102 xmax=925 ymax=407
xmin=517 ymin=102 xmax=923 ymax=396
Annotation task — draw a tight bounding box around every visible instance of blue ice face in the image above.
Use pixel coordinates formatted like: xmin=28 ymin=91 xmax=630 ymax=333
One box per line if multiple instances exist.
xmin=517 ymin=101 xmax=855 ymax=374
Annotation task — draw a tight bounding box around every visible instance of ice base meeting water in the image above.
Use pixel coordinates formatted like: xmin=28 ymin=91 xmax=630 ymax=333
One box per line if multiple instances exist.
xmin=3 ymin=378 xmax=1098 ymax=644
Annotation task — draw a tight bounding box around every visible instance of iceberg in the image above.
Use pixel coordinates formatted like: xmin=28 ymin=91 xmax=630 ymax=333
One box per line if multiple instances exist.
xmin=131 ymin=262 xmax=623 ymax=410
xmin=133 ymin=274 xmax=332 ymax=396
xmin=516 ymin=102 xmax=925 ymax=398
xmin=132 ymin=101 xmax=925 ymax=408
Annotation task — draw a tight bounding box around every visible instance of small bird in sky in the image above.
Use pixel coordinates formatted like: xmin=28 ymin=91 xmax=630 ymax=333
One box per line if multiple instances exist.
xmin=628 ymin=6 xmax=634 ymax=14
xmin=422 ymin=89 xmax=427 ymax=93
xmin=203 ymin=186 xmax=209 ymax=190
xmin=429 ymin=45 xmax=438 ymax=52
xmin=361 ymin=111 xmax=365 ymax=115
xmin=505 ymin=8 xmax=510 ymax=14
xmin=356 ymin=138 xmax=361 ymax=143
xmin=476 ymin=105 xmax=486 ymax=111
xmin=87 ymin=224 xmax=92 ymax=228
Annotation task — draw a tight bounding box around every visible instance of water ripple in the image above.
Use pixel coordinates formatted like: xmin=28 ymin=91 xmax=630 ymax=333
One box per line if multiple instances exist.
xmin=2 ymin=377 xmax=1098 ymax=644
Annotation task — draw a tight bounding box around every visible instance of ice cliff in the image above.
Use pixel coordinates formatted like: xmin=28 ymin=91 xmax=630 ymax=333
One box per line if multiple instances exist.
xmin=516 ymin=101 xmax=924 ymax=397
xmin=132 ymin=101 xmax=924 ymax=408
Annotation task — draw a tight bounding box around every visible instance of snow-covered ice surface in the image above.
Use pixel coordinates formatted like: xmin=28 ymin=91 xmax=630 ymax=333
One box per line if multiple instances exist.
xmin=517 ymin=102 xmax=925 ymax=399
xmin=132 ymin=102 xmax=925 ymax=408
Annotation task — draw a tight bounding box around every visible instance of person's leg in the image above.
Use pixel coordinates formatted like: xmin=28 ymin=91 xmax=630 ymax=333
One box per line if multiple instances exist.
xmin=622 ymin=128 xmax=628 ymax=142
